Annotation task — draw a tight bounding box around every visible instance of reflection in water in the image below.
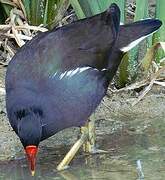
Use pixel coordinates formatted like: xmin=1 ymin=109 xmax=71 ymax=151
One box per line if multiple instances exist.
xmin=59 ymin=171 xmax=78 ymax=180
xmin=1 ymin=117 xmax=165 ymax=179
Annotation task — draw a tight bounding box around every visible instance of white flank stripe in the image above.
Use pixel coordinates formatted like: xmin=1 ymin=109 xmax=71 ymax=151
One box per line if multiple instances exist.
xmin=66 ymin=68 xmax=79 ymax=77
xmin=120 ymin=35 xmax=147 ymax=52
xmin=52 ymin=71 xmax=58 ymax=78
xmin=59 ymin=71 xmax=67 ymax=79
xmin=120 ymin=29 xmax=158 ymax=52
xmin=51 ymin=66 xmax=101 ymax=80
xmin=79 ymin=67 xmax=91 ymax=73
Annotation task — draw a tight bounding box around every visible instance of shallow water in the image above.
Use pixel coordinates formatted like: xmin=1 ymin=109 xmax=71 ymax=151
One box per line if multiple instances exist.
xmin=0 ymin=117 xmax=165 ymax=180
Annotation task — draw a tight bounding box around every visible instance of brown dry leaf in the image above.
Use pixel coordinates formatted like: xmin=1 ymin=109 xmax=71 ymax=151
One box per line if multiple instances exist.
xmin=0 ymin=25 xmax=11 ymax=31
xmin=10 ymin=10 xmax=25 ymax=46
xmin=16 ymin=0 xmax=27 ymax=19
xmin=12 ymin=0 xmax=20 ymax=8
xmin=16 ymin=16 xmax=31 ymax=36
xmin=0 ymin=0 xmax=16 ymax=7
xmin=3 ymin=33 xmax=32 ymax=40
xmin=16 ymin=25 xmax=48 ymax=32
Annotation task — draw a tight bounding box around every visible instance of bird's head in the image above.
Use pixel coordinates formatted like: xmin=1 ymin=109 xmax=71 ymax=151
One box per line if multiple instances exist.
xmin=17 ymin=111 xmax=42 ymax=176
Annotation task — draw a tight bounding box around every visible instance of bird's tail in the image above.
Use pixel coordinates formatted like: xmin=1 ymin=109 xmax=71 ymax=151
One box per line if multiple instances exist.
xmin=118 ymin=19 xmax=162 ymax=52
xmin=106 ymin=17 xmax=162 ymax=80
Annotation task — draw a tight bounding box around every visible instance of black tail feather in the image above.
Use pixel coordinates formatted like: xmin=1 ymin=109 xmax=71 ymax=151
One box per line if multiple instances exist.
xmin=118 ymin=19 xmax=162 ymax=52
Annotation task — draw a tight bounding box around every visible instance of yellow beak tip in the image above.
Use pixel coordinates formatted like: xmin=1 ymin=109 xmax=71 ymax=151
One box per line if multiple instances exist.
xmin=31 ymin=171 xmax=35 ymax=176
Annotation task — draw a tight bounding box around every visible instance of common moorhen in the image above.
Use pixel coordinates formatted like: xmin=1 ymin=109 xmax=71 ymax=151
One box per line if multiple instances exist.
xmin=5 ymin=3 xmax=161 ymax=176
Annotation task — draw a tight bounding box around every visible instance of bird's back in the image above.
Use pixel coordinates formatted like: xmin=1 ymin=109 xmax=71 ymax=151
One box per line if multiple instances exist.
xmin=5 ymin=3 xmax=162 ymax=140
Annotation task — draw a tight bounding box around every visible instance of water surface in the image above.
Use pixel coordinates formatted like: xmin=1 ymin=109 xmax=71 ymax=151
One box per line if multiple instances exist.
xmin=0 ymin=117 xmax=165 ymax=180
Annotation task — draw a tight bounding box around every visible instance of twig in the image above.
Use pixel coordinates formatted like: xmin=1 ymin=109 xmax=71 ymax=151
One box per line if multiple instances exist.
xmin=0 ymin=32 xmax=32 ymax=40
xmin=0 ymin=24 xmax=48 ymax=32
xmin=17 ymin=0 xmax=27 ymax=19
xmin=0 ymin=0 xmax=16 ymax=7
xmin=0 ymin=25 xmax=11 ymax=30
xmin=132 ymin=67 xmax=165 ymax=106
xmin=108 ymin=79 xmax=148 ymax=93
xmin=10 ymin=10 xmax=25 ymax=47
xmin=16 ymin=25 xmax=48 ymax=32
xmin=132 ymin=77 xmax=155 ymax=106
xmin=16 ymin=16 xmax=30 ymax=36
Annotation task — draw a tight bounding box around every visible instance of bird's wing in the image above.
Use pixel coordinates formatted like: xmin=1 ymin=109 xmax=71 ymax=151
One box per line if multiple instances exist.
xmin=41 ymin=66 xmax=108 ymax=139
xmin=7 ymin=4 xmax=120 ymax=82
xmin=43 ymin=3 xmax=120 ymax=70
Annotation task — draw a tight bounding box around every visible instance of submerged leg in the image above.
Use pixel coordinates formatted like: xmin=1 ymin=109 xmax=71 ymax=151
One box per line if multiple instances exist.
xmin=57 ymin=126 xmax=88 ymax=171
xmin=83 ymin=117 xmax=107 ymax=154
xmin=57 ymin=117 xmax=106 ymax=171
xmin=83 ymin=119 xmax=96 ymax=153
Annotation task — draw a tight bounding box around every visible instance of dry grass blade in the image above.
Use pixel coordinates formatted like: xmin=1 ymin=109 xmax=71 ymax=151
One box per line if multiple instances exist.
xmin=16 ymin=0 xmax=27 ymax=19
xmin=0 ymin=24 xmax=48 ymax=33
xmin=0 ymin=0 xmax=16 ymax=7
xmin=2 ymin=33 xmax=32 ymax=40
xmin=12 ymin=8 xmax=25 ymax=19
xmin=0 ymin=25 xmax=11 ymax=30
xmin=10 ymin=10 xmax=25 ymax=47
xmin=5 ymin=44 xmax=15 ymax=57
xmin=12 ymin=0 xmax=20 ymax=7
xmin=132 ymin=78 xmax=155 ymax=106
xmin=109 ymin=79 xmax=148 ymax=93
xmin=0 ymin=9 xmax=48 ymax=48
xmin=16 ymin=16 xmax=31 ymax=36
xmin=16 ymin=25 xmax=48 ymax=32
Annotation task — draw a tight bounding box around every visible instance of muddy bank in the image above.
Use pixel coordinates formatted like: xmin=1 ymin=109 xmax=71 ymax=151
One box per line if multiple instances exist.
xmin=0 ymin=64 xmax=165 ymax=160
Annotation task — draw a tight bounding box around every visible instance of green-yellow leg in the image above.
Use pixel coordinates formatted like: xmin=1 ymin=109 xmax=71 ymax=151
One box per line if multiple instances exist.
xmin=57 ymin=117 xmax=107 ymax=171
xmin=57 ymin=126 xmax=88 ymax=171
xmin=83 ymin=118 xmax=107 ymax=154
xmin=83 ymin=119 xmax=96 ymax=153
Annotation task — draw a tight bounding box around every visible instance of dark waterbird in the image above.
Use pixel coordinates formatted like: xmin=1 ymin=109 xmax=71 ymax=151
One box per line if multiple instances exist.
xmin=5 ymin=3 xmax=161 ymax=176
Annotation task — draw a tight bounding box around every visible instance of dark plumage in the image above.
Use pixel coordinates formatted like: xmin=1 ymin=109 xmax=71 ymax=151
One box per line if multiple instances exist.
xmin=5 ymin=3 xmax=161 ymax=175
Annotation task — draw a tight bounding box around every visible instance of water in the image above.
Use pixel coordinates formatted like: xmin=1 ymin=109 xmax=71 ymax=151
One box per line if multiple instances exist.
xmin=0 ymin=117 xmax=165 ymax=180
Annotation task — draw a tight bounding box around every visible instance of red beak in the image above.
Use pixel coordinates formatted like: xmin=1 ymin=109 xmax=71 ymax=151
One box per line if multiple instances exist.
xmin=25 ymin=145 xmax=38 ymax=176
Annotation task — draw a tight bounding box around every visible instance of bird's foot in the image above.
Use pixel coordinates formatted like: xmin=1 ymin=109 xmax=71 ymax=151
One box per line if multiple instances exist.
xmin=57 ymin=165 xmax=69 ymax=171
xmin=83 ymin=141 xmax=108 ymax=154
xmin=89 ymin=148 xmax=108 ymax=154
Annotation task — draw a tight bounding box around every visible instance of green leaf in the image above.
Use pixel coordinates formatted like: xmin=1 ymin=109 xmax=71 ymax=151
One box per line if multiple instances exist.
xmin=0 ymin=3 xmax=6 ymax=23
xmin=70 ymin=0 xmax=86 ymax=19
xmin=21 ymin=0 xmax=69 ymax=28
xmin=128 ymin=0 xmax=149 ymax=78
xmin=117 ymin=53 xmax=129 ymax=88
xmin=153 ymin=0 xmax=165 ymax=62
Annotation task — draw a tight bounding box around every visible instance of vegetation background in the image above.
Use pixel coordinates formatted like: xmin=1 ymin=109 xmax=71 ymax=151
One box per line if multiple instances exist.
xmin=0 ymin=0 xmax=164 ymax=91
xmin=0 ymin=1 xmax=165 ymax=179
